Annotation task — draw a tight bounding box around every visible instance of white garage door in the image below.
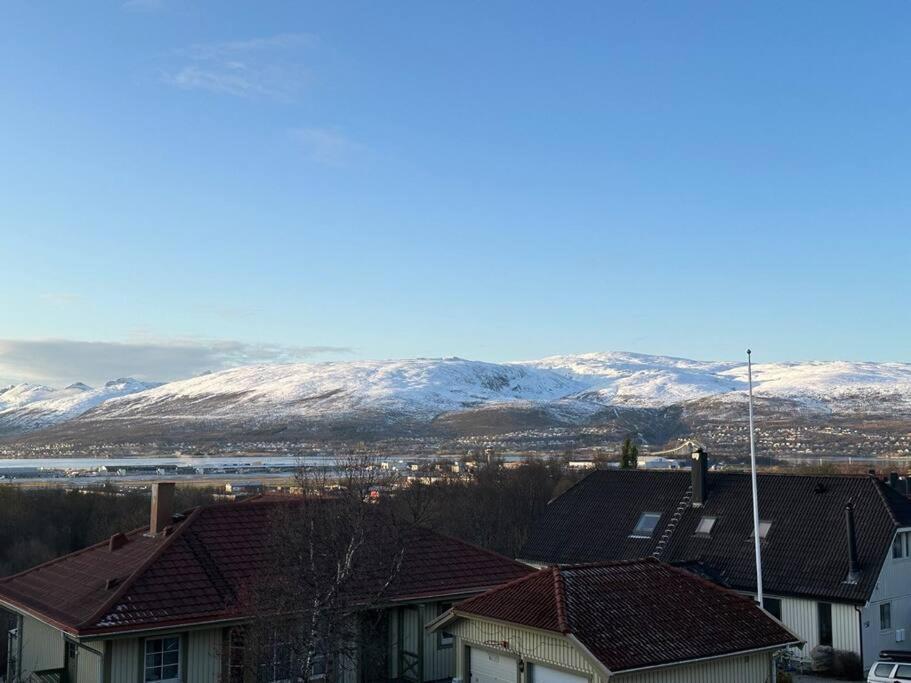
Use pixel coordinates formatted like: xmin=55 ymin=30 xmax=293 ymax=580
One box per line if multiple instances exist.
xmin=469 ymin=647 xmax=518 ymax=683
xmin=529 ymin=663 xmax=588 ymax=683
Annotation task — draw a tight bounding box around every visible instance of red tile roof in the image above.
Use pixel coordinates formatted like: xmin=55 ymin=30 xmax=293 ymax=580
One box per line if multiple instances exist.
xmin=453 ymin=559 xmax=800 ymax=673
xmin=0 ymin=499 xmax=531 ymax=635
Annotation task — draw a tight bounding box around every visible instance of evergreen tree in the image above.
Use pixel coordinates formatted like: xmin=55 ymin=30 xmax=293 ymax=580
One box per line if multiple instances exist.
xmin=620 ymin=436 xmax=639 ymax=469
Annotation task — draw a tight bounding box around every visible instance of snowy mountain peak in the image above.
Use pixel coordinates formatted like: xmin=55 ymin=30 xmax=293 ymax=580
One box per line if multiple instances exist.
xmin=3 ymin=353 xmax=911 ymax=438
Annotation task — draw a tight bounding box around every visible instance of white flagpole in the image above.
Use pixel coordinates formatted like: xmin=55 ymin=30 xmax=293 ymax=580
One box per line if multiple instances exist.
xmin=747 ymin=349 xmax=764 ymax=607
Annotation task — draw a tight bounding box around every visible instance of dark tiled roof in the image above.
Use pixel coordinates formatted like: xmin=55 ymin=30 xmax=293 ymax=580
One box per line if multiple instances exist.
xmin=454 ymin=559 xmax=798 ymax=673
xmin=520 ymin=470 xmax=911 ymax=603
xmin=0 ymin=500 xmax=531 ymax=635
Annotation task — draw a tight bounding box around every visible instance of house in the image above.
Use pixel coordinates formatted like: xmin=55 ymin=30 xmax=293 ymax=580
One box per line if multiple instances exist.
xmin=519 ymin=451 xmax=911 ymax=670
xmin=0 ymin=484 xmax=531 ymax=683
xmin=428 ymin=558 xmax=800 ymax=682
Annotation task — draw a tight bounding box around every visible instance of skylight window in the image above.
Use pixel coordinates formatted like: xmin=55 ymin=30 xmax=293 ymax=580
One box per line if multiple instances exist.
xmin=750 ymin=520 xmax=772 ymax=540
xmin=632 ymin=512 xmax=661 ymax=538
xmin=695 ymin=516 xmax=717 ymax=535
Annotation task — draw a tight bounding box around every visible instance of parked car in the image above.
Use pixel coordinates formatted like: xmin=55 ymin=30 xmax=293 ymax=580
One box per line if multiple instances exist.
xmin=868 ymin=651 xmax=911 ymax=682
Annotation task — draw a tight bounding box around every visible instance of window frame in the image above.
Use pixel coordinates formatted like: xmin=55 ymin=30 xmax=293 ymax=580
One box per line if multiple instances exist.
xmin=437 ymin=603 xmax=454 ymax=649
xmin=817 ymin=601 xmax=833 ymax=647
xmin=764 ymin=597 xmax=782 ymax=621
xmin=631 ymin=512 xmax=662 ymax=538
xmin=143 ymin=635 xmax=181 ymax=683
xmin=694 ymin=516 xmax=717 ymax=536
xmin=749 ymin=520 xmax=772 ymax=541
xmin=881 ymin=602 xmax=893 ymax=631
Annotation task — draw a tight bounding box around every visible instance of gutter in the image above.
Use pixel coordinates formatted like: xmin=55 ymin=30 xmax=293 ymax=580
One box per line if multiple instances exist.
xmin=610 ymin=640 xmax=803 ymax=676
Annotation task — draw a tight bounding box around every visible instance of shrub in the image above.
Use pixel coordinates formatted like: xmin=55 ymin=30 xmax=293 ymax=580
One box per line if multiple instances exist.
xmin=831 ymin=649 xmax=863 ymax=680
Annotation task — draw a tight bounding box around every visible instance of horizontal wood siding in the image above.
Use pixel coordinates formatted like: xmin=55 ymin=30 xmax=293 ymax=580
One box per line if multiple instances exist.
xmin=186 ymin=629 xmax=222 ymax=683
xmin=449 ymin=617 xmax=600 ymax=682
xmin=19 ymin=615 xmax=64 ymax=674
xmin=615 ymin=652 xmax=772 ymax=683
xmin=108 ymin=638 xmax=140 ymax=683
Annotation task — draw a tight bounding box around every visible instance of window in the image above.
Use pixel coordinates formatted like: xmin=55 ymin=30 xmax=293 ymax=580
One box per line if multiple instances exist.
xmin=894 ymin=531 xmax=911 ymax=559
xmin=261 ymin=642 xmax=293 ymax=683
xmin=874 ymin=663 xmax=894 ymax=677
xmin=896 ymin=663 xmax=911 ymax=679
xmin=817 ymin=602 xmax=833 ymax=647
xmin=695 ymin=516 xmax=716 ymax=535
xmin=437 ymin=603 xmax=454 ymax=648
xmin=764 ymin=597 xmax=782 ymax=621
xmin=144 ymin=636 xmax=180 ymax=683
xmin=632 ymin=512 xmax=661 ymax=538
xmin=226 ymin=628 xmax=246 ymax=683
xmin=749 ymin=520 xmax=772 ymax=540
xmin=881 ymin=602 xmax=892 ymax=630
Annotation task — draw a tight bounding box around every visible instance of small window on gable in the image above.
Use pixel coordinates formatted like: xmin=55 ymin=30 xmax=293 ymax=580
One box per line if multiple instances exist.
xmin=632 ymin=512 xmax=661 ymax=538
xmin=695 ymin=516 xmax=716 ymax=535
xmin=750 ymin=520 xmax=772 ymax=540
xmin=764 ymin=597 xmax=782 ymax=621
xmin=881 ymin=602 xmax=892 ymax=630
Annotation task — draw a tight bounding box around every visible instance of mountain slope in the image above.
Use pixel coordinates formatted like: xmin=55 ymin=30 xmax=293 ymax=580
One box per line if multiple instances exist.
xmin=0 ymin=378 xmax=160 ymax=434
xmin=5 ymin=353 xmax=911 ymax=443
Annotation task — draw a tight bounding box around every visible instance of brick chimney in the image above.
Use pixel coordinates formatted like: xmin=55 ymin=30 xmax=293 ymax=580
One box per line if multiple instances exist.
xmin=149 ymin=482 xmax=176 ymax=535
xmin=691 ymin=448 xmax=708 ymax=506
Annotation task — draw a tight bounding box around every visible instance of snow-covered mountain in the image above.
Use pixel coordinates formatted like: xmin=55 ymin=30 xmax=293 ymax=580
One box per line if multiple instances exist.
xmin=0 ymin=378 xmax=160 ymax=434
xmin=4 ymin=353 xmax=911 ymax=440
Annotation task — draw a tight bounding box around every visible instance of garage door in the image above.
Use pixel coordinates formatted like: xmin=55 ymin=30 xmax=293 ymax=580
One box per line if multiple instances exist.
xmin=469 ymin=647 xmax=518 ymax=683
xmin=528 ymin=663 xmax=588 ymax=683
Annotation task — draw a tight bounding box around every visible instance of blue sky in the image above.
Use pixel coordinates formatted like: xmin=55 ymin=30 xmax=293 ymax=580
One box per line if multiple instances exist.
xmin=2 ymin=1 xmax=911 ymax=384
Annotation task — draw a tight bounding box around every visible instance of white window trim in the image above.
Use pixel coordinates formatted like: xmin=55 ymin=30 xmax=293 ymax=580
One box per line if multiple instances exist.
xmin=880 ymin=601 xmax=893 ymax=632
xmin=143 ymin=635 xmax=182 ymax=683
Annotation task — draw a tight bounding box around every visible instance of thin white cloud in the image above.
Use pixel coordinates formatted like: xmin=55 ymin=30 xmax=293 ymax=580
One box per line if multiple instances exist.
xmin=291 ymin=127 xmax=363 ymax=167
xmin=38 ymin=292 xmax=83 ymax=306
xmin=162 ymin=33 xmax=316 ymax=100
xmin=0 ymin=338 xmax=352 ymax=387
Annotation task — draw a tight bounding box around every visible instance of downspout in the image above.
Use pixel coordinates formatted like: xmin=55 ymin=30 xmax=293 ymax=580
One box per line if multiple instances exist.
xmin=16 ymin=614 xmax=24 ymax=683
xmin=856 ymin=606 xmax=865 ymax=674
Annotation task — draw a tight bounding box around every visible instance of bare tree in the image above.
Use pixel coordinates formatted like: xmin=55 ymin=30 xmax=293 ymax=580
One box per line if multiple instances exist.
xmin=234 ymin=454 xmax=404 ymax=683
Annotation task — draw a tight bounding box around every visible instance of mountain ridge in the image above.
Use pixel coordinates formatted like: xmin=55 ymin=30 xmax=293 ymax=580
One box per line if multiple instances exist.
xmin=3 ymin=352 xmax=911 ymax=443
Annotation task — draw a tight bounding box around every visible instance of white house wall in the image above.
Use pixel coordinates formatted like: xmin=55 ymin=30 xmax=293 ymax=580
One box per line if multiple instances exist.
xmin=862 ymin=534 xmax=911 ymax=667
xmin=614 ymin=652 xmax=772 ymax=683
xmin=76 ymin=643 xmax=104 ymax=683
xmin=18 ymin=614 xmax=64 ymax=675
xmin=449 ymin=616 xmax=601 ymax=682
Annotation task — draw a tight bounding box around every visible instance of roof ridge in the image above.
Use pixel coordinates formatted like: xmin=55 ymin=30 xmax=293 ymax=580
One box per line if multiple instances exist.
xmin=417 ymin=526 xmax=530 ymax=571
xmin=551 ymin=566 xmax=570 ymax=633
xmin=456 ymin=567 xmax=548 ymax=613
xmin=870 ymin=476 xmax=901 ymax=527
xmin=76 ymin=505 xmax=204 ymax=630
xmin=0 ymin=523 xmax=150 ymax=584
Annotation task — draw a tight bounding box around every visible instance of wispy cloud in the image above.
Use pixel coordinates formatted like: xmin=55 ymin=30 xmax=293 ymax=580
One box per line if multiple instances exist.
xmin=162 ymin=33 xmax=316 ymax=100
xmin=291 ymin=127 xmax=363 ymax=167
xmin=0 ymin=338 xmax=352 ymax=387
xmin=38 ymin=292 xmax=83 ymax=306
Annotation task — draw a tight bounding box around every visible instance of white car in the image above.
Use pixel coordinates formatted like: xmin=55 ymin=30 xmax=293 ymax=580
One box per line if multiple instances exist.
xmin=868 ymin=652 xmax=911 ymax=682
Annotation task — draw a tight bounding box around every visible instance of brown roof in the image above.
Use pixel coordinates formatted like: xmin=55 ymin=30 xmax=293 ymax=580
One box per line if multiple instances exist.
xmin=0 ymin=499 xmax=531 ymax=636
xmin=452 ymin=559 xmax=799 ymax=673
